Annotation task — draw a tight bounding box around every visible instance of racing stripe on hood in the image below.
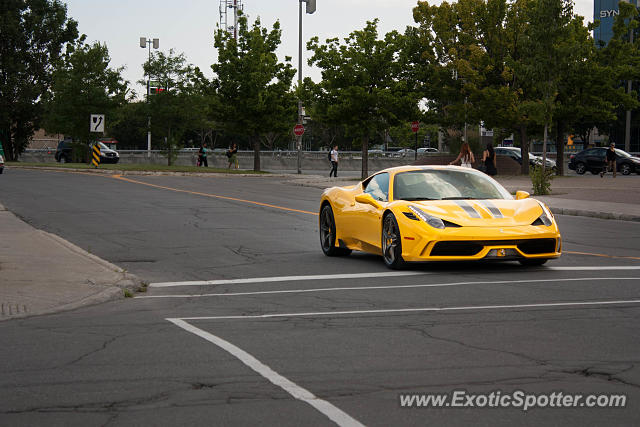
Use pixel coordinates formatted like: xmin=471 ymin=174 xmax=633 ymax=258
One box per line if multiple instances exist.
xmin=454 ymin=200 xmax=481 ymax=218
xmin=478 ymin=200 xmax=504 ymax=218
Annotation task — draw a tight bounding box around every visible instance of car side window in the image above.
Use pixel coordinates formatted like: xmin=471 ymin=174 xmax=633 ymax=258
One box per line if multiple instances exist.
xmin=363 ymin=173 xmax=390 ymax=202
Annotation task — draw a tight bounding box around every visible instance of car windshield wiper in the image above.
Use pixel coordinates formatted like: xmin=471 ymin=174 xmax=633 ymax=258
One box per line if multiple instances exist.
xmin=401 ymin=197 xmax=436 ymax=201
xmin=440 ymin=196 xmax=475 ymax=200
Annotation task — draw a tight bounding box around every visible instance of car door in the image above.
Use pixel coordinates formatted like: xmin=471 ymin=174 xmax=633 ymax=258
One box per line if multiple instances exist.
xmin=585 ymin=148 xmax=605 ymax=171
xmin=354 ymin=172 xmax=390 ymax=248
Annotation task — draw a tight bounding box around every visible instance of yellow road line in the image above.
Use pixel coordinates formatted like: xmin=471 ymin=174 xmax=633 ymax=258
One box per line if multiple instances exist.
xmin=564 ymin=250 xmax=640 ymax=261
xmin=112 ymin=175 xmax=319 ymax=216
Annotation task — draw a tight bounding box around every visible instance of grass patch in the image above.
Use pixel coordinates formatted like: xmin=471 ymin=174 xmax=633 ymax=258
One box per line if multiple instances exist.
xmin=123 ymin=289 xmax=133 ymax=298
xmin=6 ymin=162 xmax=269 ymax=174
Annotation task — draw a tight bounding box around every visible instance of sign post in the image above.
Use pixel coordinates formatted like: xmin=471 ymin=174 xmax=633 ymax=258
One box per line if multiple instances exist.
xmin=411 ymin=121 xmax=419 ymax=161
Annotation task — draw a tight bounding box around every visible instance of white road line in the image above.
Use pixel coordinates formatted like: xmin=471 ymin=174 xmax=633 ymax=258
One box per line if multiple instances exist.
xmin=167 ymin=318 xmax=364 ymax=427
xmin=148 ymin=266 xmax=640 ymax=288
xmin=135 ymin=277 xmax=640 ymax=299
xmin=175 ymin=299 xmax=640 ymax=321
xmin=149 ymin=271 xmax=426 ymax=288
xmin=547 ymin=266 xmax=640 ymax=271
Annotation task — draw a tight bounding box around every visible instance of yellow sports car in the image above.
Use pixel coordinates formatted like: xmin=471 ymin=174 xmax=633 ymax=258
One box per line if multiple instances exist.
xmin=319 ymin=166 xmax=561 ymax=269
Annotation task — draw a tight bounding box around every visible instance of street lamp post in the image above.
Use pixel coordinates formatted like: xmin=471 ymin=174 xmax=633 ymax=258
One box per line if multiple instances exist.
xmin=297 ymin=0 xmax=316 ymax=174
xmin=140 ymin=37 xmax=159 ymax=157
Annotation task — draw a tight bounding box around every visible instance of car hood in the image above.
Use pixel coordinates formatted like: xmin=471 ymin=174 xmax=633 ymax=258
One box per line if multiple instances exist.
xmin=405 ymin=198 xmax=544 ymax=227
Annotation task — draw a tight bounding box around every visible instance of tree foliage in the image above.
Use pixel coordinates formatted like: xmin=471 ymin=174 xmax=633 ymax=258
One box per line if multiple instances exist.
xmin=212 ymin=14 xmax=296 ymax=171
xmin=43 ymin=38 xmax=128 ymax=144
xmin=307 ymin=20 xmax=421 ymax=178
xmin=0 ymin=0 xmax=77 ymax=160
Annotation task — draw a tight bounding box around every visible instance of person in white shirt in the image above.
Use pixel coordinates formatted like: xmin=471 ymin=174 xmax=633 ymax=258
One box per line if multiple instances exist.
xmin=449 ymin=142 xmax=474 ymax=168
xmin=329 ymin=145 xmax=339 ymax=177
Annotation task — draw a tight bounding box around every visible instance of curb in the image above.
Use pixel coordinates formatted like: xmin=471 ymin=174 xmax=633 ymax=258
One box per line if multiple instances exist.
xmin=6 ymin=165 xmax=285 ymax=178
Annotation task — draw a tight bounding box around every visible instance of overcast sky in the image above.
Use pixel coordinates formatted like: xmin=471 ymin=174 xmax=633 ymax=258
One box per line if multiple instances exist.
xmin=62 ymin=0 xmax=595 ymax=98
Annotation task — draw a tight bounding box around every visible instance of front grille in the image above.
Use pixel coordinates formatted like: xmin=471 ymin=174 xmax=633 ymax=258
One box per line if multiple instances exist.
xmin=430 ymin=238 xmax=557 ymax=257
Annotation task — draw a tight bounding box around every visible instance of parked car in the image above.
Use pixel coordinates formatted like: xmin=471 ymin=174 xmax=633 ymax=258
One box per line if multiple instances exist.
xmin=568 ymin=147 xmax=640 ymax=175
xmin=396 ymin=148 xmax=416 ymax=157
xmin=417 ymin=147 xmax=439 ymax=154
xmin=495 ymin=146 xmax=556 ymax=169
xmin=55 ymin=140 xmax=73 ymax=163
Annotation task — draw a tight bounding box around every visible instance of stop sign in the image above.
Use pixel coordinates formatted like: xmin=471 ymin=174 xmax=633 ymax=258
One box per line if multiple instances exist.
xmin=411 ymin=121 xmax=420 ymax=133
xmin=293 ymin=124 xmax=305 ymax=137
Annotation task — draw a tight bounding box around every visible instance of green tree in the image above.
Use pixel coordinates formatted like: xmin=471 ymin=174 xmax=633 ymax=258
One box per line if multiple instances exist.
xmin=212 ymin=14 xmax=296 ymax=171
xmin=43 ymin=39 xmax=128 ymax=146
xmin=308 ymin=20 xmax=420 ymax=178
xmin=142 ymin=50 xmax=210 ymax=165
xmin=0 ymin=0 xmax=78 ymax=160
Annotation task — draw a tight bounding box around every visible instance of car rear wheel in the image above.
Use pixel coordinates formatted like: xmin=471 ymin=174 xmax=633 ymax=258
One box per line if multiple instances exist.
xmin=518 ymin=258 xmax=548 ymax=266
xmin=574 ymin=162 xmax=586 ymax=174
xmin=620 ymin=163 xmax=631 ymax=175
xmin=319 ymin=204 xmax=351 ymax=257
xmin=382 ymin=213 xmax=405 ymax=269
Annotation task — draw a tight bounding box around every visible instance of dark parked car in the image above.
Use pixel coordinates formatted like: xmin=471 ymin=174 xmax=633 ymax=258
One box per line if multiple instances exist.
xmin=55 ymin=140 xmax=73 ymax=163
xmin=568 ymin=147 xmax=640 ymax=175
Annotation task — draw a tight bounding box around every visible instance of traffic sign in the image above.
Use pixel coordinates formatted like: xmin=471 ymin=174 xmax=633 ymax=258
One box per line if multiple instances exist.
xmin=411 ymin=121 xmax=420 ymax=133
xmin=90 ymin=114 xmax=105 ymax=133
xmin=293 ymin=124 xmax=305 ymax=137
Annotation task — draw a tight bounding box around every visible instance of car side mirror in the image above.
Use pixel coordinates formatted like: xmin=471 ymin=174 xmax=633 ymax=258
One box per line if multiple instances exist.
xmin=515 ymin=190 xmax=530 ymax=200
xmin=355 ymin=193 xmax=382 ymax=209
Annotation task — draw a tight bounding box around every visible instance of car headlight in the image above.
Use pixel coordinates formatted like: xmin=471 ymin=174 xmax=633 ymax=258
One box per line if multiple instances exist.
xmin=408 ymin=205 xmax=445 ymax=229
xmin=534 ymin=202 xmax=553 ymax=226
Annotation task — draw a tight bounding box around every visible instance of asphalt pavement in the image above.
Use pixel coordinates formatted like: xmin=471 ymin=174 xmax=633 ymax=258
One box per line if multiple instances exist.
xmin=1 ymin=167 xmax=640 ymax=426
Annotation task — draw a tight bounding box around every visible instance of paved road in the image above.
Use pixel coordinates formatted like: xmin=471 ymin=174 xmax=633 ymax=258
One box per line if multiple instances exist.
xmin=1 ymin=169 xmax=639 ymax=426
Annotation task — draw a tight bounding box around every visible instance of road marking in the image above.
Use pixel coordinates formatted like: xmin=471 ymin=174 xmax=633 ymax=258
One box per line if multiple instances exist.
xmin=167 ymin=318 xmax=364 ymax=427
xmin=112 ymin=175 xmax=318 ymax=216
xmin=148 ymin=266 xmax=640 ymax=288
xmin=546 ymin=266 xmax=640 ymax=271
xmin=136 ymin=277 xmax=640 ymax=299
xmin=149 ymin=271 xmax=427 ymax=288
xmin=564 ymin=251 xmax=640 ymax=261
xmin=175 ymin=299 xmax=640 ymax=321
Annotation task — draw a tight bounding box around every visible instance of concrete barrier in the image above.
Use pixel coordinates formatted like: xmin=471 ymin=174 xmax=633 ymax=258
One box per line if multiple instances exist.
xmin=17 ymin=150 xmax=548 ymax=174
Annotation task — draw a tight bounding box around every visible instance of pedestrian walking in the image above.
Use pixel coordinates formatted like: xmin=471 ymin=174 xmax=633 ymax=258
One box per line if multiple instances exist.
xmin=449 ymin=142 xmax=475 ymax=168
xmin=600 ymin=143 xmax=617 ymax=178
xmin=329 ymin=145 xmax=339 ymax=177
xmin=481 ymin=142 xmax=497 ymax=176
xmin=198 ymin=143 xmax=208 ymax=167
xmin=227 ymin=143 xmax=238 ymax=169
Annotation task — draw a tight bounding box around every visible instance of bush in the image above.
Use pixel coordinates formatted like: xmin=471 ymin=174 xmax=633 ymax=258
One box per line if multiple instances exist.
xmin=530 ymin=165 xmax=554 ymax=195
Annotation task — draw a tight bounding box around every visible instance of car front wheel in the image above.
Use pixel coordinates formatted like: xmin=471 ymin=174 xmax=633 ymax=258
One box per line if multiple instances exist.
xmin=319 ymin=204 xmax=351 ymax=257
xmin=382 ymin=213 xmax=405 ymax=269
xmin=620 ymin=163 xmax=631 ymax=175
xmin=574 ymin=162 xmax=586 ymax=174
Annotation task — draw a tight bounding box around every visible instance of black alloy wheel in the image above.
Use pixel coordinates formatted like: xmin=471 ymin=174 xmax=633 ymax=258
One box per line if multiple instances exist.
xmin=620 ymin=163 xmax=631 ymax=175
xmin=574 ymin=162 xmax=586 ymax=175
xmin=319 ymin=204 xmax=351 ymax=257
xmin=381 ymin=213 xmax=405 ymax=269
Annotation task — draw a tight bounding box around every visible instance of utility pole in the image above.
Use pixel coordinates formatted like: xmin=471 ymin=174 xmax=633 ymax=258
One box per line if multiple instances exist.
xmin=625 ymin=16 xmax=634 ymax=153
xmin=140 ymin=37 xmax=159 ymax=157
xmin=297 ymin=0 xmax=316 ymax=174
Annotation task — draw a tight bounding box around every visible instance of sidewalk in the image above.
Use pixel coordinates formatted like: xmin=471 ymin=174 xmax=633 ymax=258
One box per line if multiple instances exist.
xmin=0 ymin=202 xmax=140 ymax=321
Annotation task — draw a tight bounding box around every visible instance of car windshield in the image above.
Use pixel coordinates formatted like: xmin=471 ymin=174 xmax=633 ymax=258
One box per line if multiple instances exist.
xmin=98 ymin=142 xmax=109 ymax=150
xmin=393 ymin=169 xmax=512 ymax=201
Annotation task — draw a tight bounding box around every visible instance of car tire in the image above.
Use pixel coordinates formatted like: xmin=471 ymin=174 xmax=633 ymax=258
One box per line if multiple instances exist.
xmin=381 ymin=213 xmax=406 ymax=269
xmin=0 ymin=168 xmax=3 ymax=174
xmin=574 ymin=162 xmax=586 ymax=175
xmin=620 ymin=164 xmax=631 ymax=175
xmin=518 ymin=258 xmax=548 ymax=266
xmin=319 ymin=204 xmax=351 ymax=257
